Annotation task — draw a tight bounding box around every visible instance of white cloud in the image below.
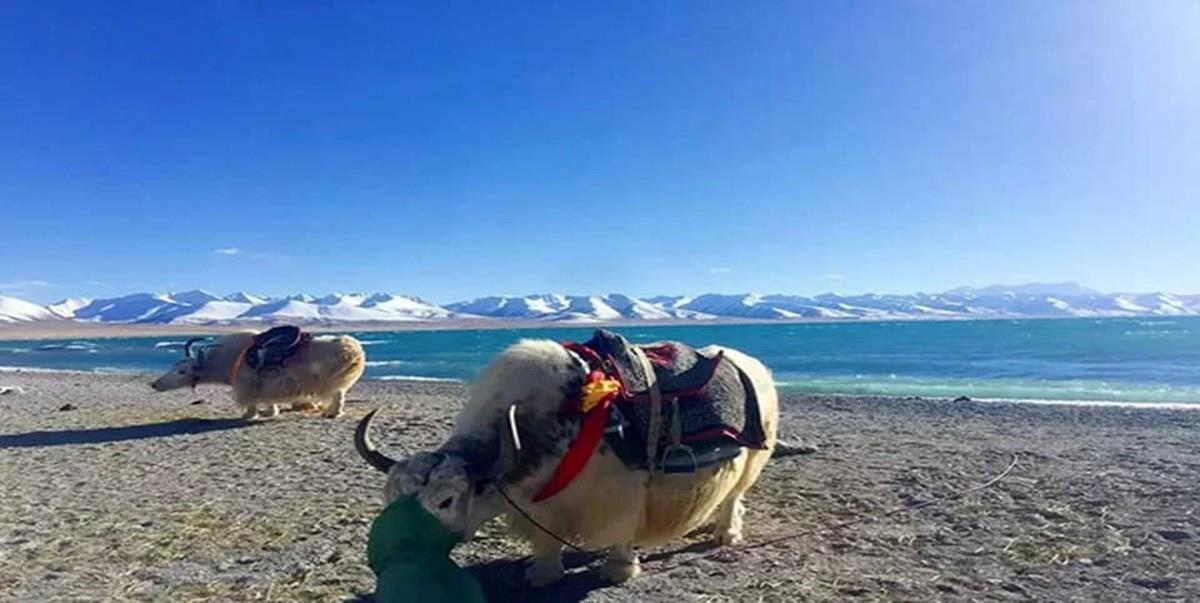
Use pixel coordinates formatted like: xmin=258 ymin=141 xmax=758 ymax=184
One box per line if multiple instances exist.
xmin=213 ymin=247 xmax=241 ymax=256
xmin=0 ymin=279 xmax=49 ymax=289
xmin=708 ymin=267 xmax=734 ymax=274
xmin=825 ymin=273 xmax=846 ymax=280
xmin=0 ymin=279 xmax=50 ymax=295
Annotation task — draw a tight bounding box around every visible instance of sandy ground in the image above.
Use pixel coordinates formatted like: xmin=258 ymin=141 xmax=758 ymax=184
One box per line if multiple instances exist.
xmin=1 ymin=372 xmax=1198 ymax=602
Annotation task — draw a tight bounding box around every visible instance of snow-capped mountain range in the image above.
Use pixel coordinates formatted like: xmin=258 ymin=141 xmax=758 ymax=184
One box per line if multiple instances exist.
xmin=1 ymin=283 xmax=1199 ymax=326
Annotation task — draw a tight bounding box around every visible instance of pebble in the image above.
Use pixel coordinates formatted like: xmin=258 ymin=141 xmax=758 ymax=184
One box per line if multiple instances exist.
xmin=1157 ymin=530 xmax=1192 ymax=542
xmin=1131 ymin=577 xmax=1175 ymax=590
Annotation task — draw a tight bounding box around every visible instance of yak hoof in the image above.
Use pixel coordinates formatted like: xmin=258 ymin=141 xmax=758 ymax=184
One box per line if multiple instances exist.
xmin=322 ymin=408 xmax=344 ymax=419
xmin=261 ymin=404 xmax=280 ymax=418
xmin=600 ymin=555 xmax=641 ymax=584
xmin=713 ymin=529 xmax=744 ymax=546
xmin=525 ymin=557 xmax=564 ymax=588
xmin=240 ymin=406 xmax=258 ymax=420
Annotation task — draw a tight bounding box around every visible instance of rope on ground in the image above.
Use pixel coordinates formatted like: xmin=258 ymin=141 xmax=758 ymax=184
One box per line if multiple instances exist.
xmin=649 ymin=451 xmax=1021 ymax=573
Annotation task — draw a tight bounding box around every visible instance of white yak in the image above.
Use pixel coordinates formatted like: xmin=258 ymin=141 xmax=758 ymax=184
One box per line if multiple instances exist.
xmin=355 ymin=337 xmax=778 ymax=585
xmin=151 ymin=331 xmax=365 ymax=419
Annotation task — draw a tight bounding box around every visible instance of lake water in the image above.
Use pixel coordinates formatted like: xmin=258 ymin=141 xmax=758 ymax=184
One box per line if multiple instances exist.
xmin=2 ymin=317 xmax=1199 ymax=404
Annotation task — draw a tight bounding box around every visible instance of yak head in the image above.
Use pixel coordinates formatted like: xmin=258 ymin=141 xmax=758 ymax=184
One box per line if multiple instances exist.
xmin=150 ymin=337 xmax=208 ymax=391
xmin=353 ymin=339 xmax=588 ymax=539
xmin=355 ymin=410 xmax=513 ymax=539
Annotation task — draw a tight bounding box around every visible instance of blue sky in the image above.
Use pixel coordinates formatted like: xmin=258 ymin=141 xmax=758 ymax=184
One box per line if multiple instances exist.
xmin=2 ymin=1 xmax=1197 ymax=304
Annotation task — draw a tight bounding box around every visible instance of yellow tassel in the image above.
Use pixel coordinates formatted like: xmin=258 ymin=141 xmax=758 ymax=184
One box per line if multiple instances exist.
xmin=580 ymin=378 xmax=621 ymax=413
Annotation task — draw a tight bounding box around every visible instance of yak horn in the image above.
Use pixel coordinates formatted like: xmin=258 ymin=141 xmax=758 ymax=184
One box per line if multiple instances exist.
xmin=183 ymin=337 xmax=206 ymax=358
xmin=355 ymin=409 xmax=397 ymax=474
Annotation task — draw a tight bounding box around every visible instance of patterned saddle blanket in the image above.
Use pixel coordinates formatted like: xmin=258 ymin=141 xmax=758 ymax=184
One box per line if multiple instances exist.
xmin=573 ymin=330 xmax=767 ymax=473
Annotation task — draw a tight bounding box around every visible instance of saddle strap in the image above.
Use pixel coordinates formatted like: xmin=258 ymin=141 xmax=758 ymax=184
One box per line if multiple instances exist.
xmin=631 ymin=346 xmax=663 ymax=474
xmin=669 ymin=396 xmax=683 ymax=448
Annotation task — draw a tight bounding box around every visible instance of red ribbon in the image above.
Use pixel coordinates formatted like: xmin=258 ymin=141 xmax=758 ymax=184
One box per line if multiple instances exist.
xmin=531 ymin=370 xmax=619 ymax=503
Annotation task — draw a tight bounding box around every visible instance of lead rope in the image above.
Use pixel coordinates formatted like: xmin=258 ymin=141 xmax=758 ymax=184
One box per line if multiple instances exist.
xmin=496 ymin=402 xmax=587 ymax=553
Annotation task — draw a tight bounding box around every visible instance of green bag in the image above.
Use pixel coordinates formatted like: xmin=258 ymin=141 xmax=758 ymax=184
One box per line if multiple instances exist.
xmin=367 ymin=496 xmax=487 ymax=603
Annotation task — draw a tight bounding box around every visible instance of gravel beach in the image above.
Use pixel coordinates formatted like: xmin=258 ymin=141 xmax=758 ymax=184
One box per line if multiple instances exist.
xmin=2 ymin=371 xmax=1198 ymax=602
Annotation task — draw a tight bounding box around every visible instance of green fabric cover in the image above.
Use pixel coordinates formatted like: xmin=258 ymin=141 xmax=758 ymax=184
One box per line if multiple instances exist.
xmin=367 ymin=496 xmax=486 ymax=603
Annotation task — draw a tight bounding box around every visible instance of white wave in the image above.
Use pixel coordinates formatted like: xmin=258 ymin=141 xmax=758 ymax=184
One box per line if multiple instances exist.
xmin=365 ymin=360 xmax=414 ymax=367
xmin=0 ymin=366 xmax=96 ymax=374
xmin=36 ymin=343 xmax=98 ymax=351
xmin=375 ymin=375 xmax=463 ymax=383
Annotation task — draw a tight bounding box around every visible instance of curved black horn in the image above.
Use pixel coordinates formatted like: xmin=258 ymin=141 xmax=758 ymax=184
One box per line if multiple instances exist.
xmin=183 ymin=337 xmax=206 ymax=358
xmin=355 ymin=409 xmax=397 ymax=474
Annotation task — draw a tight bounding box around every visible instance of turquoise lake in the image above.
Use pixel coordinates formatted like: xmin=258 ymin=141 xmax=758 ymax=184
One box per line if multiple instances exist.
xmin=2 ymin=317 xmax=1199 ymax=404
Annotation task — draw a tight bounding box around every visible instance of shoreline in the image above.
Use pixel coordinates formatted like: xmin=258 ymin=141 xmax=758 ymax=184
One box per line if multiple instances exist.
xmin=2 ymin=365 xmax=1196 ymax=409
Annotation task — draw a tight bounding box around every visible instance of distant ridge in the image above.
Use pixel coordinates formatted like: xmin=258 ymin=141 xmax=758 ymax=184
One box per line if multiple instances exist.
xmin=1 ymin=282 xmax=1198 ymax=325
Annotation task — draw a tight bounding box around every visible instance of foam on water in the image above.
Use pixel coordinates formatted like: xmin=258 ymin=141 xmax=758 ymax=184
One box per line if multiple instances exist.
xmin=775 ymin=374 xmax=1200 ymax=404
xmin=377 ymin=375 xmax=463 ymax=383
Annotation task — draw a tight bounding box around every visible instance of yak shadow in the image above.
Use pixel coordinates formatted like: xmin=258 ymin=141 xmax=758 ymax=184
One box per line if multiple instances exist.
xmin=0 ymin=417 xmax=262 ymax=449
xmin=345 ymin=544 xmax=720 ymax=603
xmin=338 ymin=552 xmax=609 ymax=603
xmin=468 ymin=551 xmax=611 ymax=603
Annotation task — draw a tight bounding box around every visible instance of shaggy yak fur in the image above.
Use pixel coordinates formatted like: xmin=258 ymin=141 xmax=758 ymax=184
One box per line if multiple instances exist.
xmin=151 ymin=331 xmax=365 ymax=419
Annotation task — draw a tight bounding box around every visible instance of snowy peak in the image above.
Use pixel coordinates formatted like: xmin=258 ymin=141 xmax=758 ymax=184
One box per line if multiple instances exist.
xmin=450 ymin=293 xmax=708 ymax=321
xmin=47 ymin=297 xmax=92 ymax=319
xmin=170 ymin=289 xmax=221 ymax=305
xmin=223 ymin=291 xmax=268 ymax=305
xmin=360 ymin=294 xmax=451 ymax=319
xmin=0 ymin=296 xmax=58 ymax=323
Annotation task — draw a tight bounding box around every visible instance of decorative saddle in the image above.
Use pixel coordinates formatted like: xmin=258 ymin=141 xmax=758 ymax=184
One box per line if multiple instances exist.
xmin=244 ymin=325 xmax=312 ymax=371
xmin=574 ymin=330 xmax=767 ymax=474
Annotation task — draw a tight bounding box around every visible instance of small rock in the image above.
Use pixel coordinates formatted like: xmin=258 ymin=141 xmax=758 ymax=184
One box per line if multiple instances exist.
xmin=1131 ymin=577 xmax=1175 ymax=590
xmin=1157 ymin=530 xmax=1192 ymax=542
xmin=953 ymin=395 xmax=972 ymax=403
xmin=1000 ymin=582 xmax=1026 ymax=594
xmin=774 ymin=441 xmax=819 ymax=458
xmin=57 ymin=404 xmax=77 ymax=412
xmin=190 ymin=399 xmax=207 ymax=405
xmin=0 ymin=386 xmax=24 ymax=395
